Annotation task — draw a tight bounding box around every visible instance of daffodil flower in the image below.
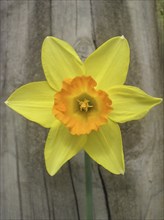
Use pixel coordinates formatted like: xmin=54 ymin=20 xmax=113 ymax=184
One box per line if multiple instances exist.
xmin=5 ymin=36 xmax=162 ymax=176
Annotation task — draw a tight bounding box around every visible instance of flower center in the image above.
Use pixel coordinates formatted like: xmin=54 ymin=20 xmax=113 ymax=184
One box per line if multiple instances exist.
xmin=77 ymin=98 xmax=93 ymax=112
xmin=53 ymin=76 xmax=112 ymax=135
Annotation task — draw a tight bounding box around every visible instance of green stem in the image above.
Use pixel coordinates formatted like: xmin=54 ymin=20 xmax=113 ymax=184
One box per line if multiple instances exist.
xmin=85 ymin=152 xmax=93 ymax=220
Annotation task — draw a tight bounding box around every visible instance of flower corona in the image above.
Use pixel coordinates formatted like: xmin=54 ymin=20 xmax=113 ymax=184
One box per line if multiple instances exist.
xmin=53 ymin=76 xmax=112 ymax=135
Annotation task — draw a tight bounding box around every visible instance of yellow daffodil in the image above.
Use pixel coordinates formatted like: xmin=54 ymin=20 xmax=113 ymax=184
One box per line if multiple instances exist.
xmin=5 ymin=36 xmax=162 ymax=176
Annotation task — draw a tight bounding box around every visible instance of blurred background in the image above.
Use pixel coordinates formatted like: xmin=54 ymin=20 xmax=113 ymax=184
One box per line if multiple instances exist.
xmin=0 ymin=1 xmax=163 ymax=220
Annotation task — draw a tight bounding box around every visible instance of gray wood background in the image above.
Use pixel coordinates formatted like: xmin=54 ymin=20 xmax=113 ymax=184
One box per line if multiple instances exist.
xmin=0 ymin=1 xmax=163 ymax=220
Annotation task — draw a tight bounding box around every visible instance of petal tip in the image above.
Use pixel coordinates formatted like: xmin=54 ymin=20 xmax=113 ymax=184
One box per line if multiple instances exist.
xmin=45 ymin=163 xmax=57 ymax=176
xmin=47 ymin=170 xmax=55 ymax=176
xmin=4 ymin=100 xmax=9 ymax=105
xmin=42 ymin=36 xmax=53 ymax=46
xmin=154 ymin=97 xmax=163 ymax=105
xmin=45 ymin=36 xmax=52 ymax=40
xmin=159 ymin=98 xmax=163 ymax=103
xmin=48 ymin=170 xmax=55 ymax=176
xmin=120 ymin=169 xmax=125 ymax=175
xmin=120 ymin=35 xmax=125 ymax=39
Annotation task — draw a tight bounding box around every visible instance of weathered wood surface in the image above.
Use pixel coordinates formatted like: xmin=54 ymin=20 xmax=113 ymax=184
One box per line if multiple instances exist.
xmin=0 ymin=1 xmax=163 ymax=220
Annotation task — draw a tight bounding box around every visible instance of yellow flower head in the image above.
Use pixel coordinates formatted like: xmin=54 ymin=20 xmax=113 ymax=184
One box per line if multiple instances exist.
xmin=5 ymin=36 xmax=162 ymax=176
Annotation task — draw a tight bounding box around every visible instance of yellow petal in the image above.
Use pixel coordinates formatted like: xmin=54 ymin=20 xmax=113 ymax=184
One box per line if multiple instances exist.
xmin=84 ymin=120 xmax=124 ymax=174
xmin=45 ymin=122 xmax=87 ymax=176
xmin=42 ymin=36 xmax=85 ymax=91
xmin=84 ymin=36 xmax=130 ymax=90
xmin=5 ymin=81 xmax=57 ymax=127
xmin=108 ymin=85 xmax=162 ymax=123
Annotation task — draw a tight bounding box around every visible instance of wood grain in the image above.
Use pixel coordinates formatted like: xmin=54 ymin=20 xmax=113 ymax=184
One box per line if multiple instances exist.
xmin=0 ymin=1 xmax=163 ymax=220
